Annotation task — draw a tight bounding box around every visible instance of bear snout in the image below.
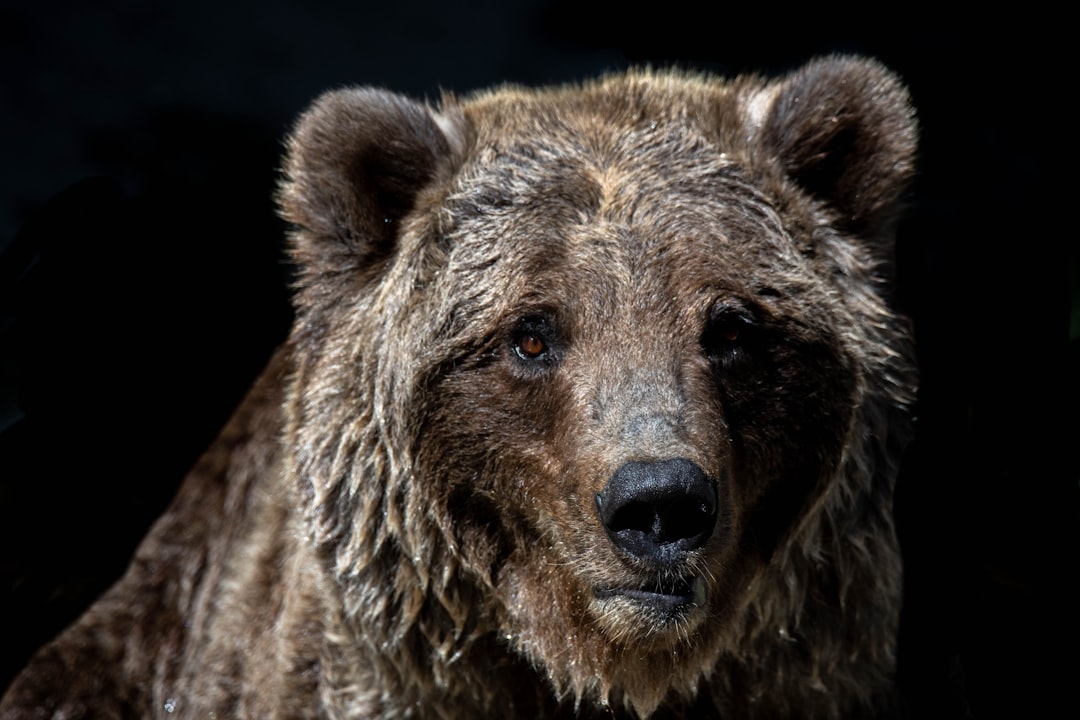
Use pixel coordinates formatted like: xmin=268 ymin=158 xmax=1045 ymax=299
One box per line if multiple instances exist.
xmin=594 ymin=458 xmax=718 ymax=565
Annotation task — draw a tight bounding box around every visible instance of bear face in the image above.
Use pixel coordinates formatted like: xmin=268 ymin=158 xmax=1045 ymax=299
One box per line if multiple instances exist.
xmin=279 ymin=56 xmax=916 ymax=716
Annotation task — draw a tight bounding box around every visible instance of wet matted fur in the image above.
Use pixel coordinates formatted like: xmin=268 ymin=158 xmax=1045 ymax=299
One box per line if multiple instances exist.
xmin=2 ymin=55 xmax=917 ymax=719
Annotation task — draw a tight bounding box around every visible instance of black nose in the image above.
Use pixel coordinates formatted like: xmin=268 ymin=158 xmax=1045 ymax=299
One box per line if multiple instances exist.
xmin=595 ymin=458 xmax=717 ymax=563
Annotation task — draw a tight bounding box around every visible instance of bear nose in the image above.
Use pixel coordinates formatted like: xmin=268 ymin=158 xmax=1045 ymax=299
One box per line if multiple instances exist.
xmin=595 ymin=458 xmax=717 ymax=563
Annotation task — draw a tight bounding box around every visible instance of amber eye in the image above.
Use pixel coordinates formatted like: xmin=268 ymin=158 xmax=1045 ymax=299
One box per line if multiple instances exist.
xmin=717 ymin=324 xmax=740 ymax=343
xmin=701 ymin=302 xmax=755 ymax=361
xmin=511 ymin=315 xmax=558 ymax=366
xmin=515 ymin=333 xmax=547 ymax=360
xmin=702 ymin=319 xmax=743 ymax=356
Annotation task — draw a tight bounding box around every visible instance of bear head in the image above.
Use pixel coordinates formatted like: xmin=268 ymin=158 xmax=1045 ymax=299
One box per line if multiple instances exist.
xmin=277 ymin=55 xmax=917 ymax=717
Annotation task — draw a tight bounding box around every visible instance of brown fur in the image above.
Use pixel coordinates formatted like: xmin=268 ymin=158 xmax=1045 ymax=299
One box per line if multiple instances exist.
xmin=1 ymin=55 xmax=917 ymax=719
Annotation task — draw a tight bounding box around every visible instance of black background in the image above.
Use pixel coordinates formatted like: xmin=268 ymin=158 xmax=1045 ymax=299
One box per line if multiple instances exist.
xmin=1 ymin=3 xmax=1076 ymax=718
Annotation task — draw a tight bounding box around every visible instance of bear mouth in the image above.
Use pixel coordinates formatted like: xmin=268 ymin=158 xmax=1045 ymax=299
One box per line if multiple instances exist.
xmin=594 ymin=575 xmax=707 ymax=616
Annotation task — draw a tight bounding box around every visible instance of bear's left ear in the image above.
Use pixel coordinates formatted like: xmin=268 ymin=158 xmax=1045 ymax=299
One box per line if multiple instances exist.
xmin=278 ymin=87 xmax=466 ymax=278
xmin=752 ymin=55 xmax=917 ymax=237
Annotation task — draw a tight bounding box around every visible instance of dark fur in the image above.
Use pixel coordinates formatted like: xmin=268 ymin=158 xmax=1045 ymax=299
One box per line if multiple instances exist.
xmin=2 ymin=56 xmax=917 ymax=719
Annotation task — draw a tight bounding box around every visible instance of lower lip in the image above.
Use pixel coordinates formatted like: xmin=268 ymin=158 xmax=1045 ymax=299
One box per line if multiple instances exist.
xmin=595 ymin=576 xmax=707 ymax=612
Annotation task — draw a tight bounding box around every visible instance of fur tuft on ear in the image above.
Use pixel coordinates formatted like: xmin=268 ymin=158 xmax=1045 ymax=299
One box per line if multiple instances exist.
xmin=278 ymin=88 xmax=464 ymax=278
xmin=755 ymin=55 xmax=917 ymax=235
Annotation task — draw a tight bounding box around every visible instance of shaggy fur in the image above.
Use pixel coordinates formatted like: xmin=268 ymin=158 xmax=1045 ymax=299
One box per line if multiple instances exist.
xmin=1 ymin=55 xmax=918 ymax=719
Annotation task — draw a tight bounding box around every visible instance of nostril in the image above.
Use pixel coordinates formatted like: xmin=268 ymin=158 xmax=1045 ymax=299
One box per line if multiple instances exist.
xmin=595 ymin=458 xmax=717 ymax=562
xmin=605 ymin=497 xmax=712 ymax=541
xmin=606 ymin=501 xmax=659 ymax=536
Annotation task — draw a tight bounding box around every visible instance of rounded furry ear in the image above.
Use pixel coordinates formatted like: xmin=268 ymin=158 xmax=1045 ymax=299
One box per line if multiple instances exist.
xmin=754 ymin=55 xmax=917 ymax=236
xmin=278 ymin=87 xmax=464 ymax=277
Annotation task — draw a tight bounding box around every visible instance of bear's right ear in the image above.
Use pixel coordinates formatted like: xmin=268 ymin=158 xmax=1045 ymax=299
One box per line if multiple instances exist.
xmin=278 ymin=88 xmax=465 ymax=278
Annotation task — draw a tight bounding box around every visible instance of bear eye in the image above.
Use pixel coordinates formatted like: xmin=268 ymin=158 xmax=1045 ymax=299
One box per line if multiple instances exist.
xmin=701 ymin=302 xmax=756 ymax=361
xmin=716 ymin=323 xmax=741 ymax=343
xmin=515 ymin=332 xmax=548 ymax=360
xmin=510 ymin=316 xmax=557 ymax=365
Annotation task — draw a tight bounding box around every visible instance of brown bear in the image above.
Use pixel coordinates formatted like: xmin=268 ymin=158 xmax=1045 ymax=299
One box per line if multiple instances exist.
xmin=1 ymin=55 xmax=918 ymax=719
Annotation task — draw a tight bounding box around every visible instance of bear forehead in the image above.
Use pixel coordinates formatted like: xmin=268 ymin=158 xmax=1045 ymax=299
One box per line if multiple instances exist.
xmin=456 ymin=74 xmax=751 ymax=199
xmin=443 ymin=73 xmax=792 ymax=258
xmin=440 ymin=102 xmax=799 ymax=302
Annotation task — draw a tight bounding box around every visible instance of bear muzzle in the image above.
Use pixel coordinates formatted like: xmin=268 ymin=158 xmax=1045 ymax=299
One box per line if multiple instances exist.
xmin=592 ymin=458 xmax=718 ymax=619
